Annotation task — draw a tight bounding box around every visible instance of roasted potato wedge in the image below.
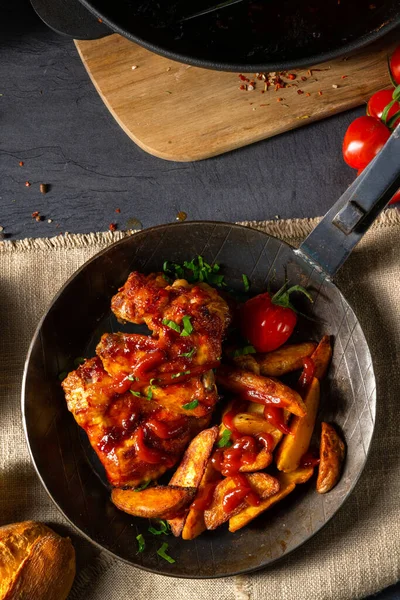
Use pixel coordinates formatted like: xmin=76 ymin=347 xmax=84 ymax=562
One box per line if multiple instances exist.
xmin=204 ymin=473 xmax=279 ymax=530
xmin=232 ymin=412 xmax=284 ymax=449
xmin=275 ymin=377 xmax=320 ymax=473
xmin=182 ymin=462 xmax=221 ymax=540
xmin=229 ymin=466 xmax=314 ymax=532
xmin=111 ymin=485 xmax=196 ymax=519
xmin=238 ymin=448 xmax=273 ymax=472
xmin=311 ymin=335 xmax=332 ymax=380
xmin=168 ymin=426 xmax=218 ymax=536
xmin=217 ymin=366 xmax=307 ymax=417
xmin=317 ymin=422 xmax=346 ymax=493
xmin=233 ymin=354 xmax=260 ymax=374
xmin=256 ymin=342 xmax=317 ymax=377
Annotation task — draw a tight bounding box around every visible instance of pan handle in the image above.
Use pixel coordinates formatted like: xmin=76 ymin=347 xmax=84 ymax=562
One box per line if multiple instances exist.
xmin=297 ymin=123 xmax=400 ymax=278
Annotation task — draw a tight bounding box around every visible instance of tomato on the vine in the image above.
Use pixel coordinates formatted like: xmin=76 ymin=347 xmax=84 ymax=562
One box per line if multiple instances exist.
xmin=342 ymin=116 xmax=391 ymax=169
xmin=367 ymin=89 xmax=400 ymax=128
xmin=241 ymin=285 xmax=312 ymax=353
xmin=390 ymin=46 xmax=400 ymax=86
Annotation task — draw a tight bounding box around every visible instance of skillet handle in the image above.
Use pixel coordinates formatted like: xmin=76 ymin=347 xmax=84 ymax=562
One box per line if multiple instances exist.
xmin=297 ymin=123 xmax=400 ymax=278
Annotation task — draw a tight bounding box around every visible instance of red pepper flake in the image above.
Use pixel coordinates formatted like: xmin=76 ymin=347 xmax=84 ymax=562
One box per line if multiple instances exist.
xmin=19 ymin=161 xmax=24 ymax=167
xmin=98 ymin=17 xmax=103 ymax=23
xmin=109 ymin=223 xmax=117 ymax=232
xmin=25 ymin=181 xmax=31 ymax=187
xmin=115 ymin=208 xmax=121 ymax=213
xmin=277 ymin=97 xmax=283 ymax=102
xmin=238 ymin=74 xmax=249 ymax=82
xmin=297 ymin=89 xmax=304 ymax=95
xmin=306 ymin=92 xmax=311 ymax=97
xmin=287 ymin=74 xmax=296 ymax=80
xmin=32 ymin=211 xmax=39 ymax=218
xmin=301 ymin=76 xmax=307 ymax=82
xmin=341 ymin=75 xmax=348 ymax=79
xmin=239 ymin=84 xmax=247 ymax=91
xmin=318 ymin=90 xmax=323 ymax=96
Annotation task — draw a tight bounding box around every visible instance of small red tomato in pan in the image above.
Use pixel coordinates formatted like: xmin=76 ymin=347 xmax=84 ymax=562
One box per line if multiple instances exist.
xmin=367 ymin=89 xmax=400 ymax=128
xmin=342 ymin=116 xmax=391 ymax=169
xmin=241 ymin=286 xmax=312 ymax=353
xmin=390 ymin=45 xmax=400 ymax=86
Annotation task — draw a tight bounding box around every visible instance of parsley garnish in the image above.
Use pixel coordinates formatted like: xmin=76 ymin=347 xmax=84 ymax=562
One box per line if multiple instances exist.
xmin=148 ymin=520 xmax=171 ymax=536
xmin=217 ymin=429 xmax=232 ymax=448
xmin=73 ymin=356 xmax=86 ymax=367
xmin=242 ymin=274 xmax=250 ymax=292
xmin=135 ymin=481 xmax=151 ymax=491
xmin=180 ymin=347 xmax=196 ymax=358
xmin=157 ymin=542 xmax=175 ymax=564
xmin=180 ymin=315 xmax=193 ymax=337
xmin=233 ymin=345 xmax=256 ymax=358
xmin=58 ymin=371 xmax=68 ymax=382
xmin=182 ymin=399 xmax=199 ymax=410
xmin=130 ymin=390 xmax=142 ymax=397
xmin=127 ymin=374 xmax=138 ymax=381
xmin=136 ymin=534 xmax=145 ymax=553
xmin=163 ymin=261 xmax=184 ymax=279
xmin=171 ymin=371 xmax=191 ymax=379
xmin=162 ymin=318 xmax=181 ymax=333
xmin=163 ymin=256 xmax=226 ymax=288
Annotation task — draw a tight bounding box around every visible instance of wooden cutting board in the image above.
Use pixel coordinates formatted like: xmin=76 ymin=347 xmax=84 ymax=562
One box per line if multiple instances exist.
xmin=75 ymin=35 xmax=395 ymax=162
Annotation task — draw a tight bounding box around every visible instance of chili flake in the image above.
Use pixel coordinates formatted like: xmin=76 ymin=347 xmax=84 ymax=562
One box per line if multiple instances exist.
xmin=287 ymin=74 xmax=296 ymax=80
xmin=19 ymin=161 xmax=24 ymax=167
xmin=109 ymin=223 xmax=117 ymax=232
xmin=115 ymin=208 xmax=121 ymax=213
xmin=25 ymin=181 xmax=31 ymax=187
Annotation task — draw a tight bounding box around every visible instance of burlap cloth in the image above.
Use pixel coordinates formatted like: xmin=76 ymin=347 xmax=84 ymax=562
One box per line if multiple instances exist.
xmin=1 ymin=211 xmax=399 ymax=600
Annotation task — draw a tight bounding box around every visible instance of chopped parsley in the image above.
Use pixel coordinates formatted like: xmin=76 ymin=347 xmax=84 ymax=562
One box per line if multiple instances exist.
xmin=171 ymin=371 xmax=191 ymax=379
xmin=217 ymin=429 xmax=232 ymax=448
xmin=182 ymin=399 xmax=199 ymax=410
xmin=157 ymin=542 xmax=175 ymax=564
xmin=135 ymin=481 xmax=151 ymax=492
xmin=233 ymin=345 xmax=256 ymax=358
xmin=58 ymin=371 xmax=68 ymax=382
xmin=180 ymin=347 xmax=196 ymax=358
xmin=136 ymin=534 xmax=145 ymax=553
xmin=180 ymin=315 xmax=193 ymax=337
xmin=163 ymin=261 xmax=184 ymax=279
xmin=127 ymin=374 xmax=138 ymax=381
xmin=129 ymin=390 xmax=142 ymax=397
xmin=242 ymin=274 xmax=250 ymax=292
xmin=73 ymin=356 xmax=86 ymax=367
xmin=148 ymin=520 xmax=171 ymax=536
xmin=162 ymin=318 xmax=181 ymax=333
xmin=163 ymin=256 xmax=226 ymax=288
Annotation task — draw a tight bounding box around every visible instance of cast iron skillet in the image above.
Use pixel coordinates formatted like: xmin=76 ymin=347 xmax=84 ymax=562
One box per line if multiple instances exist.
xmin=31 ymin=0 xmax=400 ymax=71
xmin=22 ymin=127 xmax=400 ymax=578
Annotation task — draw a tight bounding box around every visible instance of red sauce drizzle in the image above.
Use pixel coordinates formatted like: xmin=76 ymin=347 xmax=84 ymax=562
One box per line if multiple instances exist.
xmin=145 ymin=415 xmax=187 ymax=440
xmin=299 ymin=450 xmax=320 ymax=468
xmin=191 ymin=483 xmax=217 ymax=511
xmin=257 ymin=432 xmax=275 ymax=452
xmin=263 ymin=405 xmax=290 ymax=435
xmin=134 ymin=426 xmax=169 ymax=464
xmin=222 ymin=474 xmax=260 ymax=513
xmin=222 ymin=399 xmax=247 ymax=441
xmin=298 ymin=357 xmax=315 ymax=393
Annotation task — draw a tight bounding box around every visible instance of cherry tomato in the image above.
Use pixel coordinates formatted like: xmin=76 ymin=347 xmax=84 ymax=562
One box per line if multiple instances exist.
xmin=241 ymin=292 xmax=297 ymax=353
xmin=367 ymin=89 xmax=400 ymax=128
xmin=342 ymin=116 xmax=391 ymax=169
xmin=357 ymin=168 xmax=400 ymax=205
xmin=390 ymin=46 xmax=400 ymax=86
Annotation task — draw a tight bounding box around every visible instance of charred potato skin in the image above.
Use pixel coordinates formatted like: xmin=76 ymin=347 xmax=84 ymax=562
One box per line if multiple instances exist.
xmin=0 ymin=521 xmax=75 ymax=600
xmin=317 ymin=422 xmax=346 ymax=493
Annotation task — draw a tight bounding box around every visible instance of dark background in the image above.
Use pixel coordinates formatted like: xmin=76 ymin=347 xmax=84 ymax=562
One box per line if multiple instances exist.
xmin=1 ymin=1 xmax=400 ymax=597
xmin=0 ymin=0 xmax=371 ymax=240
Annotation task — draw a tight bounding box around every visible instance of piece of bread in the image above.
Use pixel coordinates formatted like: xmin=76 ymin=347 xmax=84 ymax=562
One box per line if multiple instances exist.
xmin=0 ymin=521 xmax=75 ymax=600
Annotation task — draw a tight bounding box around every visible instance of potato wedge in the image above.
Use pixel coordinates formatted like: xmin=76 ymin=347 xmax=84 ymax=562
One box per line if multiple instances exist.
xmin=167 ymin=426 xmax=218 ymax=536
xmin=216 ymin=366 xmax=306 ymax=417
xmin=111 ymin=485 xmax=196 ymax=519
xmin=257 ymin=342 xmax=317 ymax=377
xmin=232 ymin=412 xmax=284 ymax=449
xmin=228 ymin=466 xmax=314 ymax=532
xmin=239 ymin=448 xmax=273 ymax=472
xmin=182 ymin=462 xmax=221 ymax=540
xmin=275 ymin=377 xmax=320 ymax=473
xmin=204 ymin=472 xmax=279 ymax=530
xmin=311 ymin=335 xmax=332 ymax=380
xmin=317 ymin=422 xmax=346 ymax=493
xmin=233 ymin=354 xmax=260 ymax=374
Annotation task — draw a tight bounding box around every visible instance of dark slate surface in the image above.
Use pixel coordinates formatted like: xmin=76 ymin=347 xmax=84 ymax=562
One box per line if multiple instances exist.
xmin=0 ymin=0 xmax=369 ymax=240
xmin=1 ymin=1 xmax=400 ymax=597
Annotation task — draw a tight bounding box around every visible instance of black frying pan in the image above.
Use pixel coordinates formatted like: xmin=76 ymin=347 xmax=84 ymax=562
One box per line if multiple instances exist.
xmin=31 ymin=0 xmax=400 ymax=71
xmin=22 ymin=126 xmax=400 ymax=577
